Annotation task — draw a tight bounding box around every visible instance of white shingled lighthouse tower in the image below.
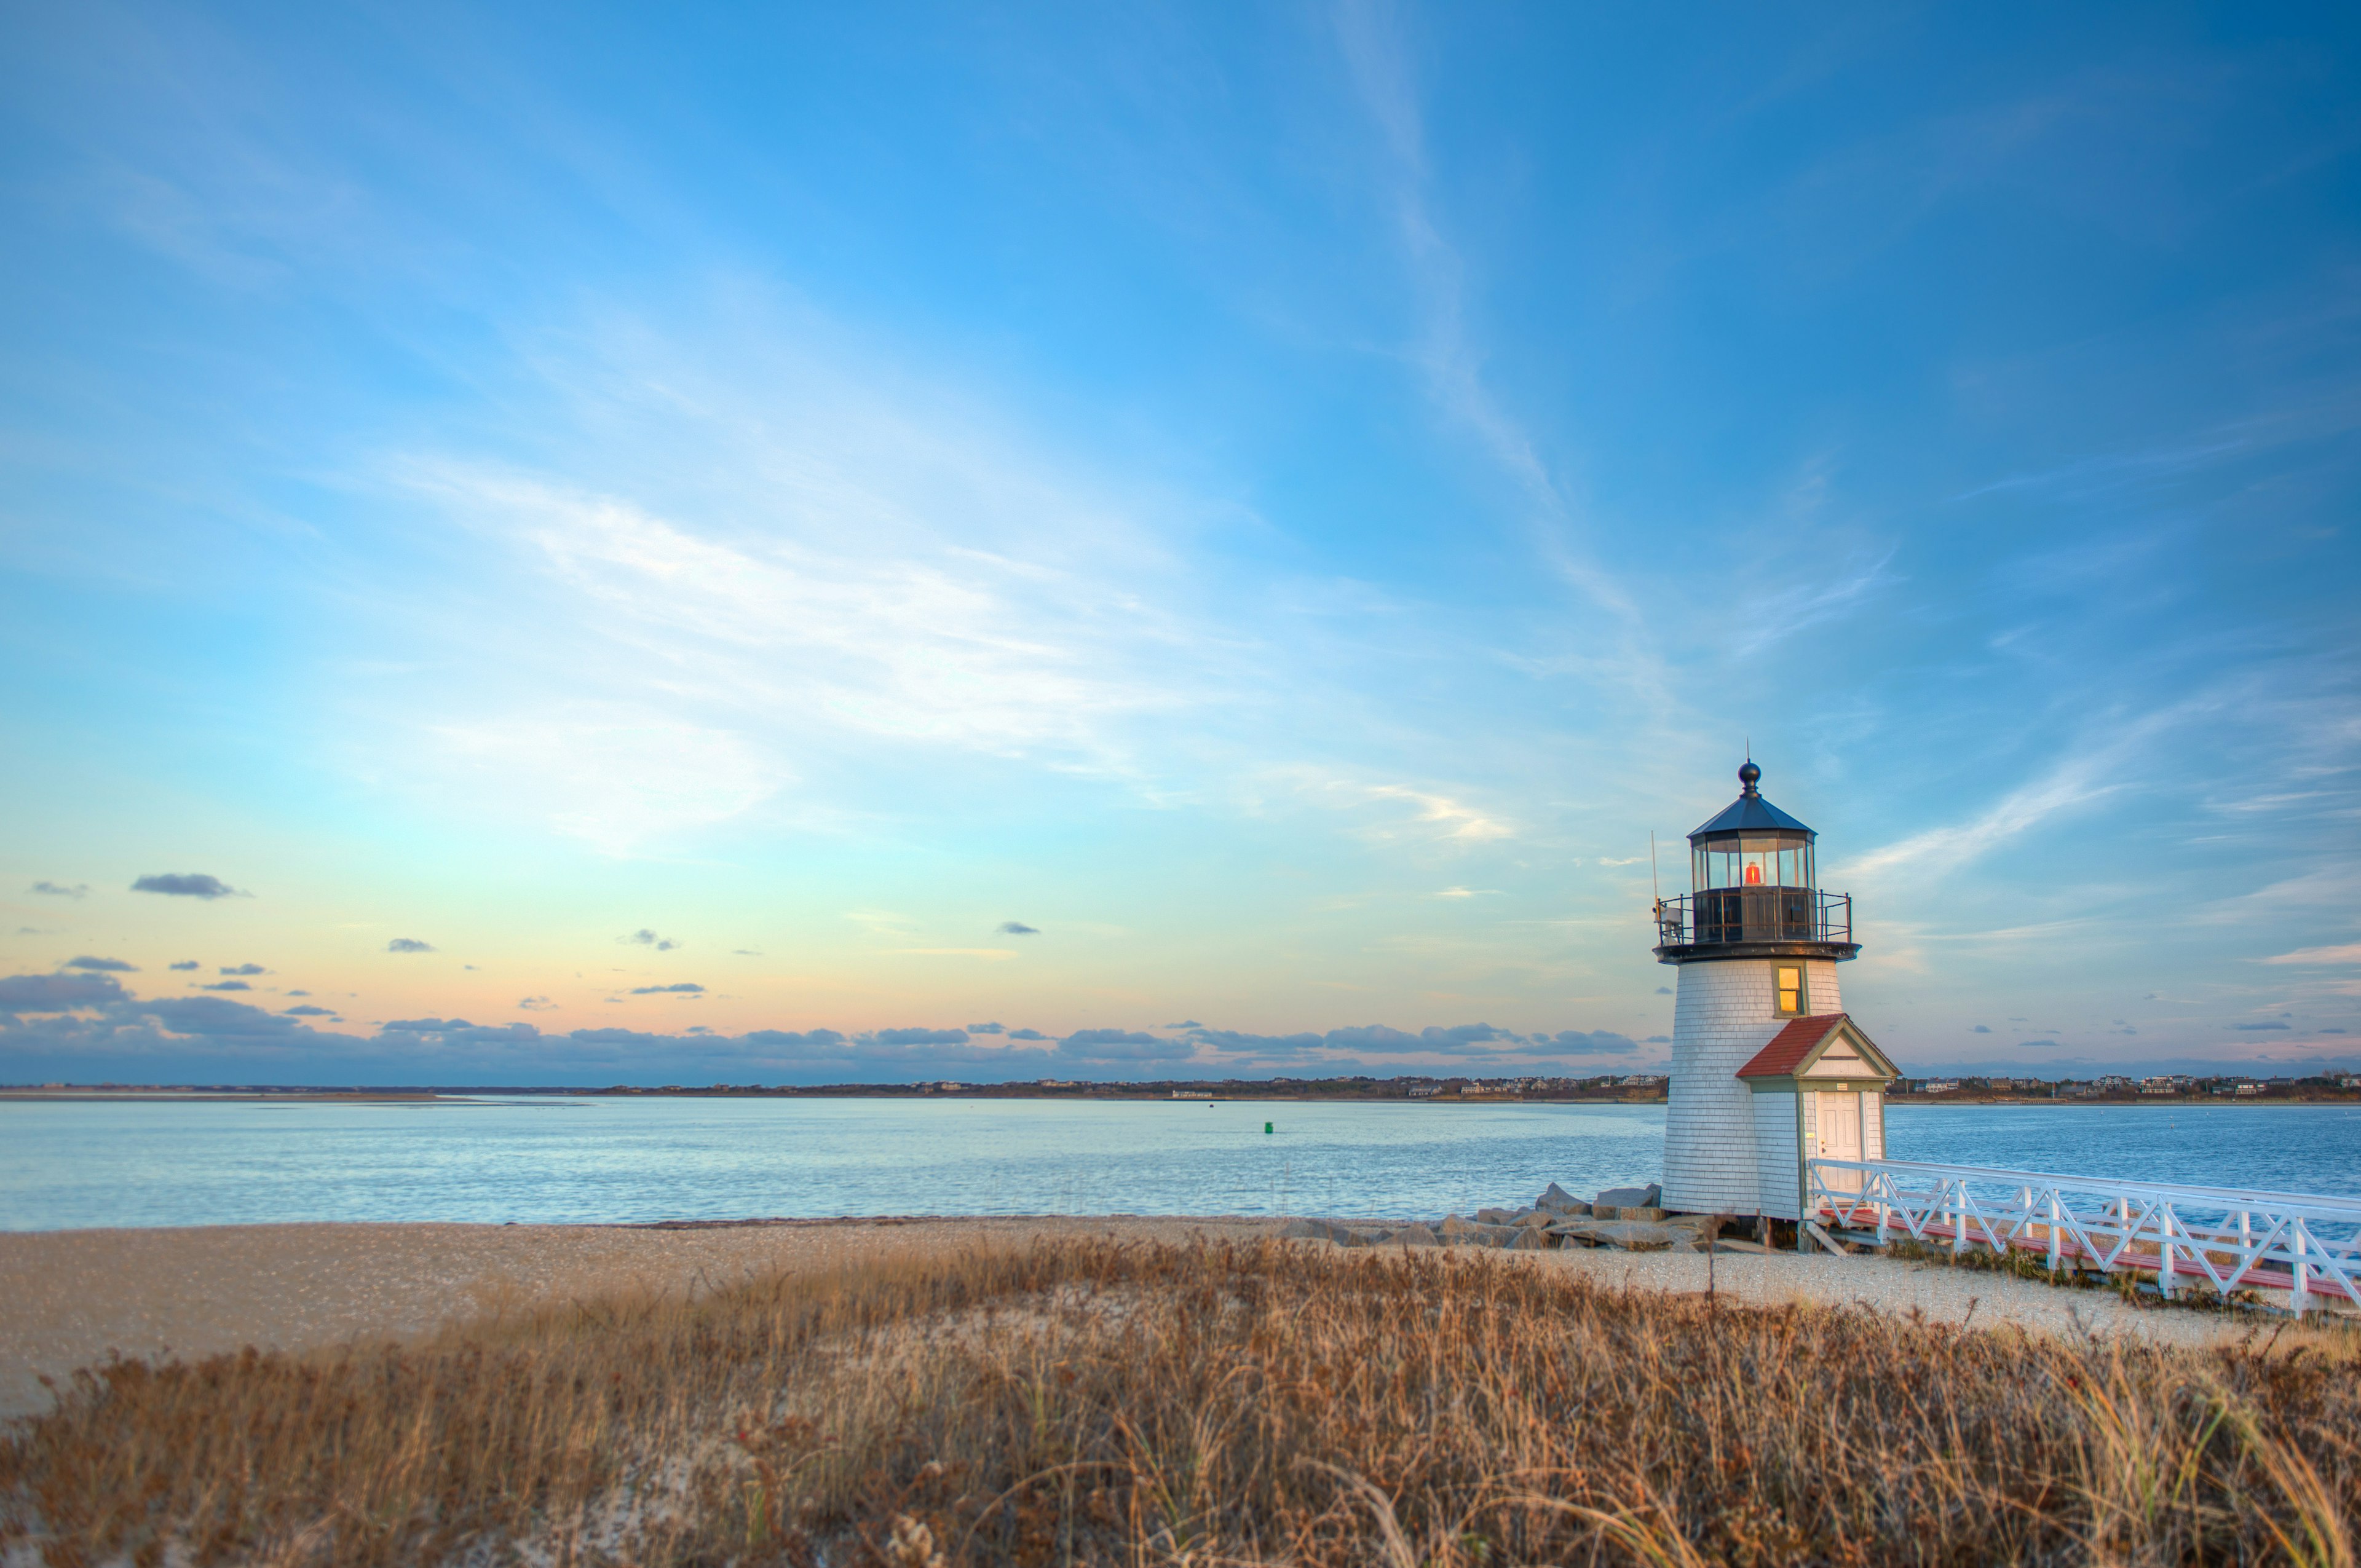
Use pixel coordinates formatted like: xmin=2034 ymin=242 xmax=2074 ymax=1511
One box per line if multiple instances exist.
xmin=1654 ymin=761 xmax=1896 ymax=1219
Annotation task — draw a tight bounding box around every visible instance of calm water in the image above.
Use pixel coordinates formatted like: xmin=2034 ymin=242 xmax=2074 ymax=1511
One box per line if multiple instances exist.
xmin=2 ymin=1097 xmax=2358 ymax=1231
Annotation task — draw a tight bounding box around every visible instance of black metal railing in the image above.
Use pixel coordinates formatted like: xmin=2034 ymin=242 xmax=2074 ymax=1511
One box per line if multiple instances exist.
xmin=1653 ymin=889 xmax=1852 ymax=948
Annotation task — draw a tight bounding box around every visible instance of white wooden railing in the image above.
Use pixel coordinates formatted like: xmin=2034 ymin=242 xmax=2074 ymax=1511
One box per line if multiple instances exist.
xmin=1805 ymin=1157 xmax=2361 ymax=1313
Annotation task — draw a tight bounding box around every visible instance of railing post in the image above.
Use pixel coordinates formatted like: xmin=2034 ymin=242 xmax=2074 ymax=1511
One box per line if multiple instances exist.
xmin=2157 ymin=1204 xmax=2176 ymax=1299
xmin=1950 ymin=1180 xmax=1965 ymax=1257
xmin=2046 ymin=1189 xmax=2062 ymax=1272
xmin=2292 ymin=1224 xmax=2311 ymax=1317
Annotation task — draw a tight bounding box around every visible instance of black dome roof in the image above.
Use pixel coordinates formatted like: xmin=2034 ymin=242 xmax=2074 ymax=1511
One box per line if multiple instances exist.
xmin=1688 ymin=762 xmax=1815 ymax=841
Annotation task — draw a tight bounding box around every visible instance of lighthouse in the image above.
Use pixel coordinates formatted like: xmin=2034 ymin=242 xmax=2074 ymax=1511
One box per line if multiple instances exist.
xmin=1655 ymin=761 xmax=1896 ymax=1219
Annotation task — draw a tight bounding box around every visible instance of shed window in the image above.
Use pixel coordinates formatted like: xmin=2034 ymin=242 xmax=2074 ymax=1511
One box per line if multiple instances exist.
xmin=1775 ymin=965 xmax=1803 ymax=1017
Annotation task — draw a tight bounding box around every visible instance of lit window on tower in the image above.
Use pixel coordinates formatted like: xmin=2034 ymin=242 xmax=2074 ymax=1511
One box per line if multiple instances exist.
xmin=1776 ymin=965 xmax=1803 ymax=1015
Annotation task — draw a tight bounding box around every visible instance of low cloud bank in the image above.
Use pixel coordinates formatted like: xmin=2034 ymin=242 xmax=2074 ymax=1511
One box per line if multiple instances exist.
xmin=0 ymin=973 xmax=1662 ymax=1085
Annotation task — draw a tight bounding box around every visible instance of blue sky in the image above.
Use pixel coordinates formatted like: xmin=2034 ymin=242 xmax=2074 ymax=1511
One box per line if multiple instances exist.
xmin=2 ymin=2 xmax=2357 ymax=1084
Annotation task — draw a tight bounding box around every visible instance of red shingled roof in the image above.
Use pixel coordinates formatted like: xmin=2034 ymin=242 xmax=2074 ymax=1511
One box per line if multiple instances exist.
xmin=1737 ymin=1012 xmax=1852 ymax=1079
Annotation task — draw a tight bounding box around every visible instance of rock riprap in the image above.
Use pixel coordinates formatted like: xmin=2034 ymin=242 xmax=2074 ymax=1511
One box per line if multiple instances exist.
xmin=1280 ymin=1183 xmax=1715 ymax=1253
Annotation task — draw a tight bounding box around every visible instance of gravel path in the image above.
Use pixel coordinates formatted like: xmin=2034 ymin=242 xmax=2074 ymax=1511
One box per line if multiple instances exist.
xmin=1521 ymin=1243 xmax=2276 ymax=1349
xmin=0 ymin=1217 xmax=2281 ymax=1420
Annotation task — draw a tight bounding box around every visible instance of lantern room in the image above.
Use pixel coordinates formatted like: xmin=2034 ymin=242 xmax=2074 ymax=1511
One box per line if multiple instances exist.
xmin=1655 ymin=761 xmax=1857 ymax=961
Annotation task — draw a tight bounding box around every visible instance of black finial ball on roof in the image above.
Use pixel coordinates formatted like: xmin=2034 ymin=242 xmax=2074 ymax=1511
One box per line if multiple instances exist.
xmin=1738 ymin=760 xmax=1761 ymax=794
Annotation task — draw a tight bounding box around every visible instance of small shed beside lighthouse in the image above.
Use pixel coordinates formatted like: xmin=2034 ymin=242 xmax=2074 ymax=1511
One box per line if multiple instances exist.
xmin=1736 ymin=1012 xmax=1899 ymax=1221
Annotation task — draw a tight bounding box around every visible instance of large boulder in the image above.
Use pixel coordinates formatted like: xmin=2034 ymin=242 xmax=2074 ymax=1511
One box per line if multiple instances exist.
xmin=1474 ymin=1207 xmax=1518 ymax=1225
xmin=1511 ymin=1208 xmax=1556 ymax=1229
xmin=1438 ymin=1215 xmax=1521 ymax=1246
xmin=1279 ymin=1218 xmax=1359 ymax=1244
xmin=1592 ymin=1184 xmax=1663 ymax=1211
xmin=1551 ymin=1219 xmax=1701 ymax=1253
xmin=1507 ymin=1226 xmax=1554 ymax=1250
xmin=1385 ymin=1223 xmax=1442 ymax=1248
xmin=1535 ymin=1182 xmax=1586 ymax=1213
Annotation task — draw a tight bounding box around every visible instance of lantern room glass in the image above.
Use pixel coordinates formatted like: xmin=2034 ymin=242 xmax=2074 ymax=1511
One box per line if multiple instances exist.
xmin=1691 ymin=835 xmax=1814 ymax=894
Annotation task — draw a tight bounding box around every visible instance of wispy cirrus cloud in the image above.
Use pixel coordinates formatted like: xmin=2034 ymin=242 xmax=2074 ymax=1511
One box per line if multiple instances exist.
xmin=1951 ymin=434 xmax=2251 ymax=502
xmin=1288 ymin=771 xmax=1513 ymax=845
xmin=378 ymin=320 xmax=1235 ymax=851
xmin=2261 ymin=942 xmax=2361 ymax=966
xmin=427 ymin=707 xmax=783 ymax=856
xmin=1329 ymin=0 xmax=1636 ymax=625
xmin=1843 ymin=703 xmax=2200 ymax=883
xmin=1731 ymin=550 xmax=1901 ymax=655
xmin=1364 ymin=786 xmax=1511 ymax=843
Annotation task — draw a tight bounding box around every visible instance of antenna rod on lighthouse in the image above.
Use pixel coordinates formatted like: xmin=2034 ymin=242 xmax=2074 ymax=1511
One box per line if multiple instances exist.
xmin=1650 ymin=830 xmax=1661 ymax=906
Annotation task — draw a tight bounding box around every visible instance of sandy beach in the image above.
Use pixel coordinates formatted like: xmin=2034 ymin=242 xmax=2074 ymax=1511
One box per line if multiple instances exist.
xmin=1 ymin=1216 xmax=2294 ymax=1422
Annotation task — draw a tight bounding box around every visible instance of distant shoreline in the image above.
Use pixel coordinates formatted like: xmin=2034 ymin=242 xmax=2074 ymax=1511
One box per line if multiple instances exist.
xmin=0 ymin=1087 xmax=1671 ymax=1106
xmin=1886 ymin=1095 xmax=2358 ymax=1108
xmin=4 ymin=1087 xmax=2356 ymax=1108
xmin=0 ymin=1090 xmax=460 ymax=1104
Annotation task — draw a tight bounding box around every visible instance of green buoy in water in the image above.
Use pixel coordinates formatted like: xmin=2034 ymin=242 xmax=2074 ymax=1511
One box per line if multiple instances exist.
xmin=1264 ymin=1121 xmax=1273 ymax=1134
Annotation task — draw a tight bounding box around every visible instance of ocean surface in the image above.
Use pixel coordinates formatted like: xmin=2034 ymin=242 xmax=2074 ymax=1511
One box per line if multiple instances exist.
xmin=3 ymin=1096 xmax=2359 ymax=1231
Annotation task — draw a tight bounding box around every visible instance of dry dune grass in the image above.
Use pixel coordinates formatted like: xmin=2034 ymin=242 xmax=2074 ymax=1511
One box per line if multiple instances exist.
xmin=2 ymin=1237 xmax=2356 ymax=1566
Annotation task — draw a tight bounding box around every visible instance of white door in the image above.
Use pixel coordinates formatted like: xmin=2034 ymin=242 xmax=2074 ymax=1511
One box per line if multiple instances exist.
xmin=1817 ymin=1092 xmax=1862 ymax=1196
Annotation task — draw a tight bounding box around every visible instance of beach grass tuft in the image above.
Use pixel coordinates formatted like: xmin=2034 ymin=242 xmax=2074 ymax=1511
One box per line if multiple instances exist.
xmin=3 ymin=1237 xmax=2355 ymax=1564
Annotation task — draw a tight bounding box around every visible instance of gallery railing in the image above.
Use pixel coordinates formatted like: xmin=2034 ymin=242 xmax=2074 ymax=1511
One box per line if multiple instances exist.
xmin=1653 ymin=889 xmax=1852 ymax=948
xmin=1805 ymin=1156 xmax=2361 ymax=1312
